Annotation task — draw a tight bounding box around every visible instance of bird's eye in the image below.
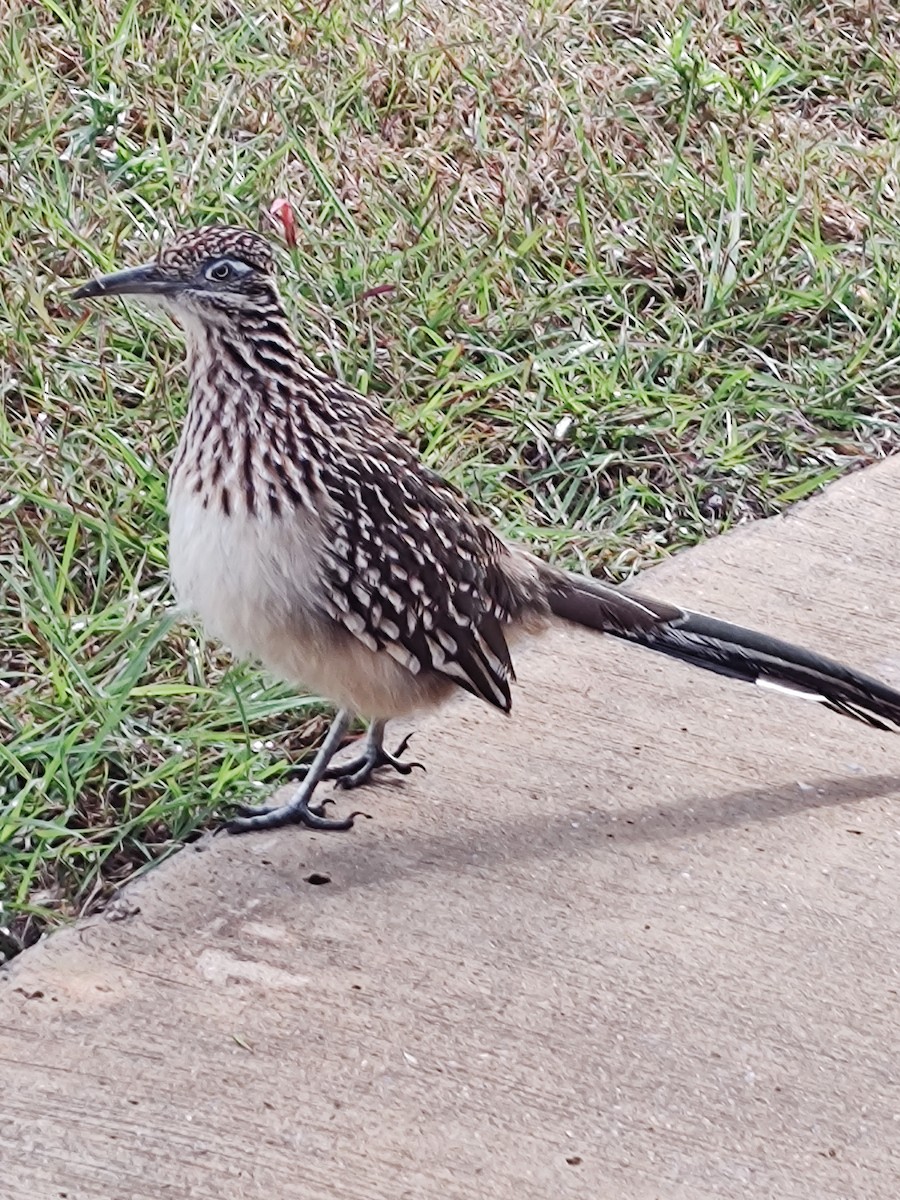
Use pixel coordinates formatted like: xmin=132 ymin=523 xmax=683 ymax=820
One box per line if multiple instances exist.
xmin=207 ymin=261 xmax=232 ymax=281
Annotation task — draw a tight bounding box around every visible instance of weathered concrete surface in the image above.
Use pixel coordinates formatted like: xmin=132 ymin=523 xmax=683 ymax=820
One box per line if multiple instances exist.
xmin=4 ymin=461 xmax=900 ymax=1200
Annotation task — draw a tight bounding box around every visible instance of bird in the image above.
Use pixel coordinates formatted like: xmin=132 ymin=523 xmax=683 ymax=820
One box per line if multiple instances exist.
xmin=73 ymin=224 xmax=900 ymax=835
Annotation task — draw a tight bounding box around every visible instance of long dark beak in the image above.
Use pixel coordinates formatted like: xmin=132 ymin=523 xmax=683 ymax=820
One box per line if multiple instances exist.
xmin=72 ymin=262 xmax=177 ymax=301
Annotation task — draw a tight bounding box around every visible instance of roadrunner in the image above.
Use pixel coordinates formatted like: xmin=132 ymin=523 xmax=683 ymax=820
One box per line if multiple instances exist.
xmin=74 ymin=226 xmax=900 ymax=834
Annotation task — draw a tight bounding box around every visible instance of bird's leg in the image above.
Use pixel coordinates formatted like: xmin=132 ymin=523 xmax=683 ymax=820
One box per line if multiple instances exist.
xmin=283 ymin=715 xmax=422 ymax=792
xmin=283 ymin=719 xmax=423 ymax=790
xmin=325 ymin=719 xmax=425 ymax=790
xmin=227 ymin=709 xmax=366 ymax=834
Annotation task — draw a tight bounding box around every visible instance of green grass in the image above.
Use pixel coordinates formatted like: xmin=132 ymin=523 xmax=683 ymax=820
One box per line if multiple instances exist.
xmin=3 ymin=0 xmax=900 ymax=960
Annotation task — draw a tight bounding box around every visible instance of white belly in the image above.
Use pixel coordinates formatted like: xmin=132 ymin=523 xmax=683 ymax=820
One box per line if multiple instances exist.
xmin=167 ymin=489 xmax=323 ymax=662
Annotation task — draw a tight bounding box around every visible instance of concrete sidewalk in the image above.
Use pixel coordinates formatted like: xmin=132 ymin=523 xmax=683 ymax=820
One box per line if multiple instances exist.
xmin=4 ymin=461 xmax=900 ymax=1199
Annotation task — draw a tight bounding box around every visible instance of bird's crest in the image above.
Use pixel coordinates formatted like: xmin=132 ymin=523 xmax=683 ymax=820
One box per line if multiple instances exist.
xmin=157 ymin=226 xmax=274 ymax=275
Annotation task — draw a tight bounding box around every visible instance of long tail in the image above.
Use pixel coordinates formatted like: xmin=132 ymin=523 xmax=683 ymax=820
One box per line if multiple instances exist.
xmin=542 ymin=568 xmax=900 ymax=734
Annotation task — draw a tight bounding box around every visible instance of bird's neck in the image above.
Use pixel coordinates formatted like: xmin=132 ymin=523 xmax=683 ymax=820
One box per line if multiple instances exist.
xmin=170 ymin=308 xmax=354 ymax=519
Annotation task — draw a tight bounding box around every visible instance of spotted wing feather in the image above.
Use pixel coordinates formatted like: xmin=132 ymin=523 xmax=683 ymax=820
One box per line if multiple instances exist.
xmin=316 ymin=433 xmax=525 ymax=711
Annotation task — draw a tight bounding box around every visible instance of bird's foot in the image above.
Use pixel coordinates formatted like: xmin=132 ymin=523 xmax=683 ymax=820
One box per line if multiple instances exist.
xmin=226 ymin=729 xmax=422 ymax=833
xmin=329 ymin=732 xmax=425 ymax=790
xmin=284 ymin=732 xmax=424 ymax=790
xmin=226 ymin=796 xmax=368 ymax=835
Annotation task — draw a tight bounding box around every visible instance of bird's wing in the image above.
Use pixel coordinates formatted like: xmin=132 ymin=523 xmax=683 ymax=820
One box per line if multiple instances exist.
xmin=315 ymin=440 xmax=528 ymax=711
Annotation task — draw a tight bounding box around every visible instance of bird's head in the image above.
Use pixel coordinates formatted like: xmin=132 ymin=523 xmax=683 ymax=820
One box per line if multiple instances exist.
xmin=73 ymin=226 xmax=280 ymax=327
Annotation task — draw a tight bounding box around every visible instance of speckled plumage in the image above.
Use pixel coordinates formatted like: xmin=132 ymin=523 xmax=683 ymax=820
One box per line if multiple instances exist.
xmin=75 ymin=225 xmax=900 ymax=833
xmin=163 ymin=228 xmax=557 ymax=718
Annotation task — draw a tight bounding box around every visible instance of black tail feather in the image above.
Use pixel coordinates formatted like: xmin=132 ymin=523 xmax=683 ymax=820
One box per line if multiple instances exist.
xmin=621 ymin=609 xmax=900 ymax=733
xmin=545 ymin=571 xmax=900 ymax=734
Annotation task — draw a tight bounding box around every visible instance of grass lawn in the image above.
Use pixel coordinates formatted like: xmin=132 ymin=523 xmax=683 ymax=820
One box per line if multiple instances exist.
xmin=3 ymin=0 xmax=900 ymax=962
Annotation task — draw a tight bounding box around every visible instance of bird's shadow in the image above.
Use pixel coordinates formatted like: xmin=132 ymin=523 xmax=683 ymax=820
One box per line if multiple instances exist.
xmin=273 ymin=770 xmax=900 ymax=897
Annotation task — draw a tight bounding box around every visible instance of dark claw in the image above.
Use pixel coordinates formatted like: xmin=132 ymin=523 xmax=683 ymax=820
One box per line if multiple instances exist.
xmin=393 ymin=732 xmax=414 ymax=757
xmin=308 ymin=796 xmax=336 ymax=815
xmin=390 ymin=733 xmax=426 ymax=771
xmin=335 ymin=757 xmax=425 ymax=789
